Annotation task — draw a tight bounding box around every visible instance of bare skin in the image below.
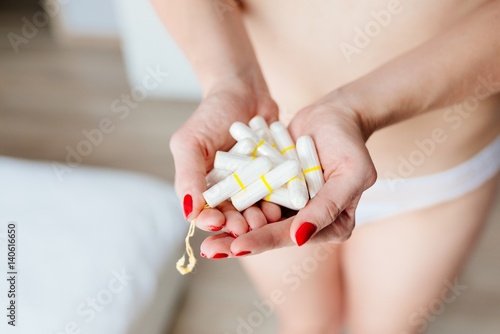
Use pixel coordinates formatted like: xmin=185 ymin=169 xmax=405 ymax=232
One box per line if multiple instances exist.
xmin=241 ymin=177 xmax=498 ymax=333
xmin=241 ymin=0 xmax=500 ymax=174
xmin=153 ymin=0 xmax=500 ymax=332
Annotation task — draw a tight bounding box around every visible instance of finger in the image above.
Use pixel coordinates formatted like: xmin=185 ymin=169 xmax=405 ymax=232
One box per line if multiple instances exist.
xmin=195 ymin=207 xmax=226 ymax=232
xmin=219 ymin=201 xmax=249 ymax=237
xmin=200 ymin=233 xmax=235 ymax=259
xmin=257 ymin=97 xmax=279 ymax=125
xmin=259 ymin=201 xmax=282 ymax=223
xmin=230 ymin=217 xmax=295 ymax=256
xmin=229 ymin=209 xmax=356 ymax=256
xmin=242 ymin=205 xmax=268 ymax=231
xmin=170 ymin=131 xmax=211 ymax=221
xmin=290 ymin=176 xmax=360 ymax=246
xmin=301 ymin=199 xmax=359 ymax=244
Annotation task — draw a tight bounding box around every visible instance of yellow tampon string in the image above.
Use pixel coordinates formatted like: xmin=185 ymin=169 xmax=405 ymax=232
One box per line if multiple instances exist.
xmin=260 ymin=175 xmax=273 ymax=193
xmin=280 ymin=145 xmax=295 ymax=155
xmin=251 ymin=139 xmax=266 ymax=158
xmin=233 ymin=173 xmax=246 ymax=190
xmin=303 ymin=165 xmax=322 ymax=174
xmin=176 ymin=203 xmax=211 ymax=275
xmin=176 ymin=218 xmax=197 ymax=275
xmin=289 ymin=175 xmax=304 ymax=182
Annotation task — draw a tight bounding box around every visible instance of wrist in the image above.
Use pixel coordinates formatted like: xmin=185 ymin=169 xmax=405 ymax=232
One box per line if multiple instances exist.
xmin=336 ymin=77 xmax=412 ymax=138
xmin=203 ymin=66 xmax=270 ymax=100
xmin=317 ymin=87 xmax=376 ymax=141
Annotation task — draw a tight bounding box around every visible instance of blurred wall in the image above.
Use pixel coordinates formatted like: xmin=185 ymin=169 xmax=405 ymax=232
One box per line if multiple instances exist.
xmin=56 ymin=0 xmax=119 ymax=37
xmin=114 ymin=0 xmax=201 ymax=100
xmin=52 ymin=0 xmax=201 ymax=101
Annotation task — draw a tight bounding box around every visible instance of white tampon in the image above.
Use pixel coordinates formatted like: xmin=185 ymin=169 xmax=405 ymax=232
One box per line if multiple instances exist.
xmin=207 ymin=151 xmax=252 ymax=188
xmin=249 ymin=116 xmax=275 ymax=146
xmin=230 ymin=122 xmax=284 ymax=164
xmin=229 ymin=122 xmax=259 ymax=142
xmin=214 ymin=152 xmax=252 ymax=172
xmin=206 ymin=138 xmax=256 ymax=187
xmin=269 ymin=121 xmax=299 ymax=161
xmin=203 ymin=157 xmax=272 ymax=208
xmin=287 ymin=175 xmax=309 ymax=209
xmin=263 ymin=187 xmax=302 ymax=211
xmin=248 ymin=115 xmax=268 ymax=132
xmin=206 ymin=168 xmax=231 ymax=188
xmin=231 ymin=160 xmax=300 ymax=211
xmin=296 ymin=136 xmax=325 ymax=198
xmin=270 ymin=122 xmax=308 ymax=207
xmin=228 ymin=137 xmax=256 ymax=155
xmin=250 ymin=139 xmax=286 ymax=165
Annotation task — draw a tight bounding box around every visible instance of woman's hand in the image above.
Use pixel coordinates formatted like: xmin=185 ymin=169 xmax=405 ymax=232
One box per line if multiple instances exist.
xmin=154 ymin=0 xmax=286 ymax=242
xmin=177 ymin=0 xmax=500 ymax=258
xmin=171 ymin=72 xmax=280 ymax=238
xmin=200 ymin=90 xmax=378 ymax=256
xmin=286 ymin=92 xmax=377 ymax=246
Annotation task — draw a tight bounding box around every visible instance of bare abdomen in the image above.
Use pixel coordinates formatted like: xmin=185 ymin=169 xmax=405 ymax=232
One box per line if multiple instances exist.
xmin=242 ymin=0 xmax=499 ymax=176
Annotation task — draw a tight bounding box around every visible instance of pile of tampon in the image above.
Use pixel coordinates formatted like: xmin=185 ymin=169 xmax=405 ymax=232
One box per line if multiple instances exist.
xmin=203 ymin=116 xmax=325 ymax=212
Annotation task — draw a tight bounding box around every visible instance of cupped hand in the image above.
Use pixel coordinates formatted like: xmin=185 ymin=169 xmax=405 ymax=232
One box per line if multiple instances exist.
xmin=200 ymin=90 xmax=378 ymax=257
xmin=170 ymin=74 xmax=280 ymax=239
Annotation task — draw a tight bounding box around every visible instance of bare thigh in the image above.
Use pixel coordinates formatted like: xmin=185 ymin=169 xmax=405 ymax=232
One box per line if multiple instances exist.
xmin=341 ymin=176 xmax=499 ymax=334
xmin=240 ymin=243 xmax=343 ymax=334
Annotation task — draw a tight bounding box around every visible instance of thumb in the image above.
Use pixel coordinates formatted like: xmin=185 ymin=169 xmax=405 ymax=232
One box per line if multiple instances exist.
xmin=170 ymin=132 xmax=211 ymax=221
xmin=290 ymin=176 xmax=360 ymax=246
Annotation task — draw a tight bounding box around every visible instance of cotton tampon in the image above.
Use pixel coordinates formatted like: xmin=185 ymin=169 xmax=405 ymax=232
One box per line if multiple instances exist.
xmin=296 ymin=136 xmax=325 ymax=198
xmin=229 ymin=122 xmax=260 ymax=142
xmin=214 ymin=152 xmax=252 ymax=172
xmin=230 ymin=122 xmax=285 ymax=165
xmin=228 ymin=137 xmax=256 ymax=155
xmin=269 ymin=122 xmax=308 ymax=205
xmin=263 ymin=186 xmax=302 ymax=211
xmin=231 ymin=160 xmax=300 ymax=211
xmin=250 ymin=139 xmax=285 ymax=165
xmin=206 ymin=169 xmax=231 ymax=188
xmin=249 ymin=116 xmax=275 ymax=146
xmin=206 ymin=138 xmax=257 ymax=187
xmin=203 ymin=156 xmax=272 ymax=208
xmin=248 ymin=115 xmax=268 ymax=133
xmin=287 ymin=175 xmax=309 ymax=209
xmin=270 ymin=121 xmax=309 ymax=207
xmin=269 ymin=121 xmax=299 ymax=161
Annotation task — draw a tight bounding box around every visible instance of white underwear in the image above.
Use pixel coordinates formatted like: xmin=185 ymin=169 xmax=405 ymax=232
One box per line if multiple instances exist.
xmin=356 ymin=136 xmax=500 ymax=225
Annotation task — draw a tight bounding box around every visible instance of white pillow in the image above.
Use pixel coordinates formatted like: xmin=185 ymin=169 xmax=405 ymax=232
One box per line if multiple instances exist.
xmin=0 ymin=157 xmax=187 ymax=334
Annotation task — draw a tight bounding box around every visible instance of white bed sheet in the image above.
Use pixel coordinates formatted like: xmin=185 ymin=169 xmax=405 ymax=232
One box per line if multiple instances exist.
xmin=0 ymin=157 xmax=187 ymax=334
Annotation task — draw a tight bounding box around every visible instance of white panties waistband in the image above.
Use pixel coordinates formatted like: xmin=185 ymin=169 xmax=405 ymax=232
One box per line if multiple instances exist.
xmin=356 ymin=136 xmax=500 ymax=225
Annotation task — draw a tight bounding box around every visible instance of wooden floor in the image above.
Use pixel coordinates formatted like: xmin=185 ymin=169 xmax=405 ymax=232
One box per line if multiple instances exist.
xmin=1 ymin=11 xmax=499 ymax=334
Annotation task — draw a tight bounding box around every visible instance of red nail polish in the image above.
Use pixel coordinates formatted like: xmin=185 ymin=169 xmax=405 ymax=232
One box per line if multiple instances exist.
xmin=208 ymin=225 xmax=223 ymax=232
xmin=200 ymin=252 xmax=206 ymax=258
xmin=212 ymin=253 xmax=228 ymax=259
xmin=230 ymin=231 xmax=238 ymax=238
xmin=295 ymin=222 xmax=317 ymax=246
xmin=234 ymin=251 xmax=251 ymax=257
xmin=183 ymin=194 xmax=193 ymax=219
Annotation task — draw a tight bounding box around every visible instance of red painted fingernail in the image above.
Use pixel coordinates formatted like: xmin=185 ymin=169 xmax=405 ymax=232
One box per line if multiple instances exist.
xmin=234 ymin=251 xmax=251 ymax=257
xmin=212 ymin=253 xmax=228 ymax=259
xmin=295 ymin=222 xmax=317 ymax=247
xmin=183 ymin=194 xmax=193 ymax=219
xmin=208 ymin=225 xmax=223 ymax=232
xmin=200 ymin=252 xmax=206 ymax=258
xmin=230 ymin=231 xmax=238 ymax=238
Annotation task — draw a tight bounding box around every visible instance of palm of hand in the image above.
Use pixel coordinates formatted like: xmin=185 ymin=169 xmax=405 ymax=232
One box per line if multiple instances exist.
xmin=198 ymin=100 xmax=377 ymax=258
